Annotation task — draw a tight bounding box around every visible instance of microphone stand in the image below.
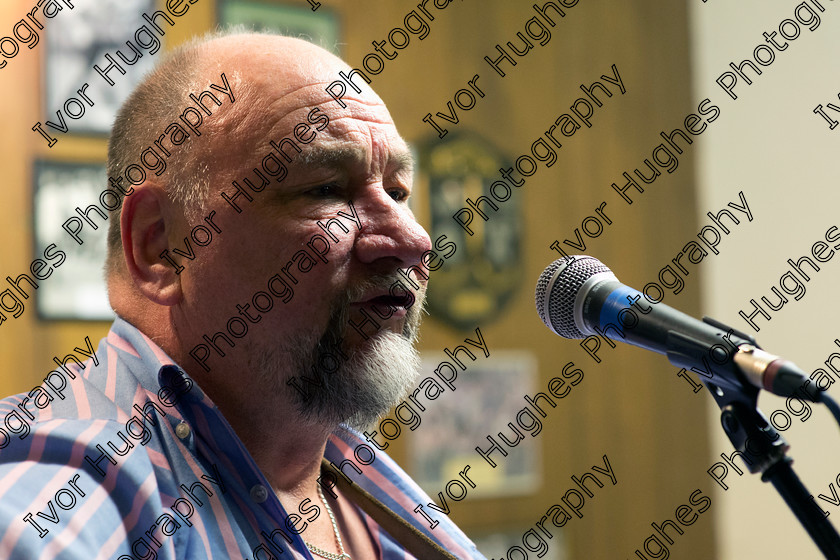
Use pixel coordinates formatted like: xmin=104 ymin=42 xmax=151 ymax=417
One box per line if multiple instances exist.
xmin=672 ymin=318 xmax=840 ymax=559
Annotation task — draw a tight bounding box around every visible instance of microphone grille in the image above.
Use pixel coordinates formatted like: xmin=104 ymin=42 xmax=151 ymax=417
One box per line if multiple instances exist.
xmin=535 ymin=255 xmax=612 ymax=338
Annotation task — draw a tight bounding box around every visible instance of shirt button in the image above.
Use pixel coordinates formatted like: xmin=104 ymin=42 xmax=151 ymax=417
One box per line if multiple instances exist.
xmin=250 ymin=485 xmax=269 ymax=503
xmin=175 ymin=422 xmax=191 ymax=439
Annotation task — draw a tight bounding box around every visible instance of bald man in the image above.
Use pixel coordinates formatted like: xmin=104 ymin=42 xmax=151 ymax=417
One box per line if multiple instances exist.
xmin=0 ymin=32 xmax=484 ymax=560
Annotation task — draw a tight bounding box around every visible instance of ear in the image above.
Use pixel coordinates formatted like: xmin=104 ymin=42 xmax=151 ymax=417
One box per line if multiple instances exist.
xmin=121 ymin=183 xmax=183 ymax=306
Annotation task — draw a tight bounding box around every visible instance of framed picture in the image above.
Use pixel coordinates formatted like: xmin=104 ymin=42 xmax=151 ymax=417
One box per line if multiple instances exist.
xmin=410 ymin=351 xmax=541 ymax=498
xmin=33 ymin=161 xmax=114 ymax=321
xmin=45 ymin=0 xmax=157 ymax=136
xmin=218 ymin=0 xmax=340 ymax=54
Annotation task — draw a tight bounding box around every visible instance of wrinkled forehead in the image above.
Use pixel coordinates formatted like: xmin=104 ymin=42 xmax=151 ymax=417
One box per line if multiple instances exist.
xmin=245 ymin=70 xmax=408 ymax=176
xmin=230 ymin=35 xmax=392 ymax=123
xmin=272 ymin=79 xmax=401 ymax=138
xmin=201 ymin=35 xmax=409 ymax=178
xmin=281 ymin=85 xmax=412 ymax=180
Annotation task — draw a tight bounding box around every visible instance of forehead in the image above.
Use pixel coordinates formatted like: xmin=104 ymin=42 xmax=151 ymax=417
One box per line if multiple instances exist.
xmin=210 ymin=37 xmax=411 ymax=177
xmin=230 ymin=83 xmax=411 ymax=184
xmin=276 ymin=82 xmax=406 ymax=154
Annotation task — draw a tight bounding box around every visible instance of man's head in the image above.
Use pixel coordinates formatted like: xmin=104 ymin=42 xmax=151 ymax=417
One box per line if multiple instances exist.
xmin=107 ymin=31 xmax=432 ymax=431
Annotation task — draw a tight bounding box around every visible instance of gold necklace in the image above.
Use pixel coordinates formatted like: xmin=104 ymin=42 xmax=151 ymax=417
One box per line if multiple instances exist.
xmin=304 ymin=484 xmax=351 ymax=560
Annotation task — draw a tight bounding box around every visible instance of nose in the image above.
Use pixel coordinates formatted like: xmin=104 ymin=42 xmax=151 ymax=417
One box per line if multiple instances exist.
xmin=352 ymin=186 xmax=432 ymax=271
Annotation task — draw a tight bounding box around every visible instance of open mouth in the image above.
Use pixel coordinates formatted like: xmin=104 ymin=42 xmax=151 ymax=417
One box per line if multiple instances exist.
xmin=361 ymin=293 xmax=414 ymax=310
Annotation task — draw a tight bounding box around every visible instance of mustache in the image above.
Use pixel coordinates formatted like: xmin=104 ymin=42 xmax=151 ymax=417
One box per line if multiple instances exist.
xmin=346 ymin=273 xmax=424 ymax=306
xmin=321 ymin=272 xmax=426 ymax=349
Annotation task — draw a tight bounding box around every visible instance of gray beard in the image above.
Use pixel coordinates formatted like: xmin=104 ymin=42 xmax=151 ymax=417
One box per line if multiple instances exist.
xmin=253 ymin=274 xmax=424 ymax=431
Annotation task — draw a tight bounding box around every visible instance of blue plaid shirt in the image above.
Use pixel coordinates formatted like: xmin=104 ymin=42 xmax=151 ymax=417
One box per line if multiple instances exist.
xmin=0 ymin=317 xmax=484 ymax=559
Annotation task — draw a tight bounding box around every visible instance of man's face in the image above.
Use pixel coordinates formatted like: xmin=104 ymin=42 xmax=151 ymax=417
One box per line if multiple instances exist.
xmin=173 ymin=40 xmax=432 ymax=428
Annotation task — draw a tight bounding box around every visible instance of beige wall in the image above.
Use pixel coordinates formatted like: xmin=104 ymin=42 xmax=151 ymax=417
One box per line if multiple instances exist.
xmin=691 ymin=1 xmax=840 ymax=558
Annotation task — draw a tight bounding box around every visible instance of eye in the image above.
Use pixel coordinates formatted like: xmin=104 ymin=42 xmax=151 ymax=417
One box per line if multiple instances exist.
xmin=387 ymin=187 xmax=410 ymax=202
xmin=308 ymin=183 xmax=341 ymax=198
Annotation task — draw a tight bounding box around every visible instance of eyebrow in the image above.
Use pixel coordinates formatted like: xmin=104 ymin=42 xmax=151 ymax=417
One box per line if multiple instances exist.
xmin=297 ymin=143 xmax=415 ymax=177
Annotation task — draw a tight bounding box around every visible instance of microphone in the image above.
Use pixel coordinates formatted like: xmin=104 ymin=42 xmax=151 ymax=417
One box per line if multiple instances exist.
xmin=535 ymin=255 xmax=820 ymax=402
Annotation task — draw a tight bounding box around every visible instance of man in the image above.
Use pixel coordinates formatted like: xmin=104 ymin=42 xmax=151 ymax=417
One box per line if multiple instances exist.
xmin=0 ymin=31 xmax=484 ymax=559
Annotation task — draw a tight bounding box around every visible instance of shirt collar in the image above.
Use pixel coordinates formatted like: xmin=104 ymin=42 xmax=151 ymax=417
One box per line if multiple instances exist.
xmin=108 ymin=316 xmax=304 ymax=535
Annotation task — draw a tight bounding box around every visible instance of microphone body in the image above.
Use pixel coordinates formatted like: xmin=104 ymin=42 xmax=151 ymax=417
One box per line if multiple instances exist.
xmin=578 ymin=277 xmax=738 ymax=365
xmin=535 ymin=256 xmax=818 ymax=401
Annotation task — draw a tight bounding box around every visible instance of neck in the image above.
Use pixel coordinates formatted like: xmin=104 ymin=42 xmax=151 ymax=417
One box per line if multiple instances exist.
xmin=117 ymin=297 xmax=337 ymax=500
xmin=228 ymin=387 xmax=335 ymax=498
xmin=186 ymin=351 xmax=337 ymax=498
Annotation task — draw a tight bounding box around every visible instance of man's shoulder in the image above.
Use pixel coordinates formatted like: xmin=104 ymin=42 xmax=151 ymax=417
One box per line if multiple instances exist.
xmin=0 ymin=362 xmax=123 ymax=456
xmin=0 ymin=317 xmax=187 ymax=463
xmin=0 ymin=351 xmax=187 ymax=560
xmin=0 ymin=408 xmax=175 ymax=560
xmin=0 ymin=389 xmax=158 ymax=485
